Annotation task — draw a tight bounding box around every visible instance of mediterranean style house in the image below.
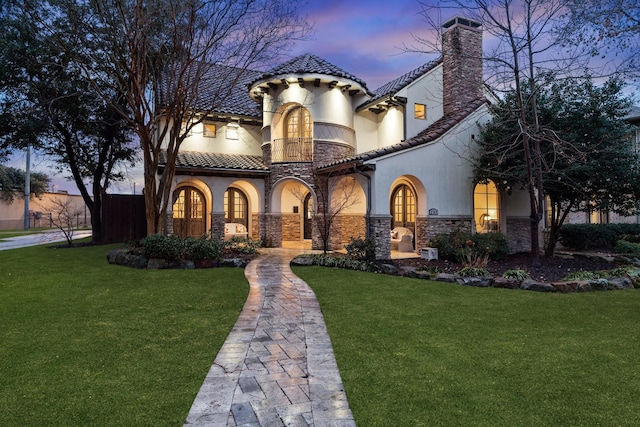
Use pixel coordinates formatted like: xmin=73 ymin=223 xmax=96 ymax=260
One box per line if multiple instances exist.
xmin=158 ymin=16 xmax=534 ymax=259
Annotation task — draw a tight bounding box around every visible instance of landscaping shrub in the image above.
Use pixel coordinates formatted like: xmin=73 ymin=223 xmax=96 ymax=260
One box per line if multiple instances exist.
xmin=615 ymin=239 xmax=640 ymax=255
xmin=184 ymin=237 xmax=224 ymax=260
xmin=502 ymin=269 xmax=530 ymax=280
xmin=345 ymin=237 xmax=377 ymax=263
xmin=304 ymin=254 xmax=375 ymax=272
xmin=429 ymin=230 xmax=509 ymax=262
xmin=559 ymin=224 xmax=640 ymax=250
xmin=223 ymin=236 xmax=262 ymax=255
xmin=140 ymin=234 xmax=185 ymax=260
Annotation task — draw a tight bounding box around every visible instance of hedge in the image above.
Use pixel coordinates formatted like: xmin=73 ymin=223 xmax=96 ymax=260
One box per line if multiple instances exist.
xmin=558 ymin=224 xmax=640 ymax=250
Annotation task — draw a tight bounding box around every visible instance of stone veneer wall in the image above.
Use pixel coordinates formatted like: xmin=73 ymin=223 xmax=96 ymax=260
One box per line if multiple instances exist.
xmin=282 ymin=213 xmax=301 ymax=241
xmin=370 ymin=215 xmax=392 ymax=260
xmin=210 ymin=213 xmax=225 ymax=240
xmin=313 ymin=140 xmax=354 ymax=167
xmin=506 ymin=217 xmax=531 ymax=254
xmin=339 ymin=214 xmax=366 ymax=246
xmin=423 ymin=216 xmax=473 ymax=243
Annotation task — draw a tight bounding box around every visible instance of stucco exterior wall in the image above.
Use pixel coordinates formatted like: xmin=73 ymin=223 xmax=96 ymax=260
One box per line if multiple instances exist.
xmin=367 ymin=106 xmax=489 ymax=217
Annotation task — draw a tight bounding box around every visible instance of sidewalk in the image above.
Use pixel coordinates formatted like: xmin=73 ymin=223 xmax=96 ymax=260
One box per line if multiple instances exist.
xmin=184 ymin=249 xmax=355 ymax=427
xmin=0 ymin=229 xmax=93 ymax=250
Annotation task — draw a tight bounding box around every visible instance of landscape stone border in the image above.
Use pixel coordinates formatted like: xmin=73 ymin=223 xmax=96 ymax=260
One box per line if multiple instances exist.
xmin=291 ymin=254 xmax=640 ymax=293
xmin=106 ymin=247 xmax=248 ymax=270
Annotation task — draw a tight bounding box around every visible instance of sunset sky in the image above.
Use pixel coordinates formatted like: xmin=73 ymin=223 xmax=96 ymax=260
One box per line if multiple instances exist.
xmin=291 ymin=0 xmax=440 ymax=90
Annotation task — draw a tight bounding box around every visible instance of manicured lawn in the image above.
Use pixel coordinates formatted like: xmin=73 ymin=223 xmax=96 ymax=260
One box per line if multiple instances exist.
xmin=0 ymin=244 xmax=248 ymax=426
xmin=293 ymin=266 xmax=640 ymax=427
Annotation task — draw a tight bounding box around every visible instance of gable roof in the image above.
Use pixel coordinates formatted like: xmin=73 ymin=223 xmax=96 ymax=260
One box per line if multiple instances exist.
xmin=358 ymin=59 xmax=442 ymax=111
xmin=319 ymin=97 xmax=488 ymax=173
xmin=159 ymin=151 xmax=269 ymax=176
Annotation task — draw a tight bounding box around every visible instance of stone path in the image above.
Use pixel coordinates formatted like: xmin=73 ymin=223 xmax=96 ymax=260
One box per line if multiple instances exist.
xmin=184 ymin=249 xmax=355 ymax=427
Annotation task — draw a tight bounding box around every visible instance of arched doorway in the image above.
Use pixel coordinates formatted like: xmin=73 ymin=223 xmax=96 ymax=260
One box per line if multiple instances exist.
xmin=173 ymin=186 xmax=206 ymax=238
xmin=303 ymin=192 xmax=313 ymax=239
xmin=283 ymin=106 xmax=313 ymax=161
xmin=390 ymin=183 xmax=416 ymax=230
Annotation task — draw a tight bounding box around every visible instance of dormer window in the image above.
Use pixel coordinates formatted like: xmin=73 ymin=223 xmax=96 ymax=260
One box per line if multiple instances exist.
xmin=414 ymin=103 xmax=426 ymax=120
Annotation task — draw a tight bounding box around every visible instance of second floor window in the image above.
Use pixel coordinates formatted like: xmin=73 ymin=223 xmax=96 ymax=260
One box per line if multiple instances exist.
xmin=286 ymin=106 xmax=312 ymax=139
xmin=414 ymin=103 xmax=426 ymax=120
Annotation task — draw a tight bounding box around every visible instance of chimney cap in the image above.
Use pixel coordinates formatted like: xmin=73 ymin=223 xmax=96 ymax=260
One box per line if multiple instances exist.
xmin=442 ymin=16 xmax=481 ymax=30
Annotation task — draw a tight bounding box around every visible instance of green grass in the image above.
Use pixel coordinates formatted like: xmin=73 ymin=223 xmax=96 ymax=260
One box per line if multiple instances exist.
xmin=293 ymin=266 xmax=640 ymax=427
xmin=0 ymin=244 xmax=249 ymax=426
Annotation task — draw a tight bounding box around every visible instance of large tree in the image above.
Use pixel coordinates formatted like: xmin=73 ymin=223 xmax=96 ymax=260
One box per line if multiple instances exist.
xmin=35 ymin=0 xmax=310 ymax=236
xmin=475 ymin=75 xmax=640 ymax=255
xmin=415 ymin=0 xmax=605 ymax=265
xmin=565 ymin=0 xmax=640 ymax=81
xmin=0 ymin=1 xmax=137 ymax=243
xmin=0 ymin=165 xmax=50 ymax=203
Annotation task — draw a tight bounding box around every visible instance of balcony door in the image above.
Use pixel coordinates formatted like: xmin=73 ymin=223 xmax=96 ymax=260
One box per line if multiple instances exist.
xmin=282 ymin=106 xmax=312 ymax=161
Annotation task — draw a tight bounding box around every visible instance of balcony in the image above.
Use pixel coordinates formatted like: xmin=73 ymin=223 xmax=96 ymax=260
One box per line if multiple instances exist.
xmin=272 ymin=137 xmax=313 ymax=163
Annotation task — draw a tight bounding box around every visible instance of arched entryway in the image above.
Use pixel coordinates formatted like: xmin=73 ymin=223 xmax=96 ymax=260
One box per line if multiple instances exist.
xmin=391 ymin=183 xmax=416 ymax=230
xmin=172 ymin=186 xmax=206 ymax=238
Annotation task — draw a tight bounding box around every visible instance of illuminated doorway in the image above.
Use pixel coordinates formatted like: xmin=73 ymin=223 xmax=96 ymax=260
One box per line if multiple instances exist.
xmin=391 ymin=184 xmax=416 ymax=230
xmin=172 ymin=187 xmax=206 ymax=238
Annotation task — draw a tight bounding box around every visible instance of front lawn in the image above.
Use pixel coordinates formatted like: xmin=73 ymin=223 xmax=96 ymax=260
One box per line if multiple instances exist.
xmin=294 ymin=266 xmax=640 ymax=426
xmin=0 ymin=244 xmax=248 ymax=426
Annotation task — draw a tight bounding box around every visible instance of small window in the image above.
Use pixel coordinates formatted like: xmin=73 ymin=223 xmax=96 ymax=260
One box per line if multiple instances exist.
xmin=414 ymin=103 xmax=426 ymax=120
xmin=226 ymin=123 xmax=239 ymax=140
xmin=203 ymin=122 xmax=216 ymax=138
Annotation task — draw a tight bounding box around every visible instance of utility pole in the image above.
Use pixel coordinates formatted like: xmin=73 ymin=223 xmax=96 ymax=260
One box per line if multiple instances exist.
xmin=23 ymin=145 xmax=30 ymax=230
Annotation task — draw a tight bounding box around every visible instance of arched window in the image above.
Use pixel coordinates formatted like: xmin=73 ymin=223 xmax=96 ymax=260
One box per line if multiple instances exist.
xmin=172 ymin=186 xmax=206 ymax=238
xmin=224 ymin=188 xmax=248 ymax=227
xmin=285 ymin=106 xmax=312 ymax=139
xmin=474 ymin=180 xmax=500 ymax=233
xmin=390 ymin=184 xmax=416 ymax=229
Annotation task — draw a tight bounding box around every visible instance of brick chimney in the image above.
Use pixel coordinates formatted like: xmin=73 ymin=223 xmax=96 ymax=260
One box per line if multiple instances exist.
xmin=441 ymin=16 xmax=483 ymax=116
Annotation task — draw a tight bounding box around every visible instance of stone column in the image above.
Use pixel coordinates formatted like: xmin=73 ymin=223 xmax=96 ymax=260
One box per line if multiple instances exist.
xmin=164 ymin=212 xmax=174 ymax=236
xmin=369 ymin=214 xmax=392 ymax=260
xmin=415 ymin=215 xmax=429 ymax=250
xmin=265 ymin=213 xmax=282 ymax=248
xmin=210 ymin=212 xmax=225 ymax=240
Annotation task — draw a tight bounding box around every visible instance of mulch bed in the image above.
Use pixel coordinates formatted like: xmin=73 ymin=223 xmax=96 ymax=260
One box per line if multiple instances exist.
xmin=394 ymin=252 xmax=620 ymax=282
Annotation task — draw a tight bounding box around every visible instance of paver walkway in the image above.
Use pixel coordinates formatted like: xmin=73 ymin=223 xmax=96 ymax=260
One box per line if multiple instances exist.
xmin=184 ymin=249 xmax=355 ymax=427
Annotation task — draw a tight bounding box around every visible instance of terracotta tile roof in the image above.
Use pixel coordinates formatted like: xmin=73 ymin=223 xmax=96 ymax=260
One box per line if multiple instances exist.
xmin=194 ymin=65 xmax=263 ymax=117
xmin=159 ymin=63 xmax=263 ymax=118
xmin=159 ymin=150 xmax=269 ymax=173
xmin=359 ymin=59 xmax=442 ymax=110
xmin=251 ymin=53 xmax=370 ymax=91
xmin=318 ymin=97 xmax=489 ymax=171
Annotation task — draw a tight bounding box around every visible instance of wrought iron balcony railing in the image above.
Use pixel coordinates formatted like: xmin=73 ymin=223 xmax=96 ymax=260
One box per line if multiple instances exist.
xmin=272 ymin=137 xmax=313 ymax=162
